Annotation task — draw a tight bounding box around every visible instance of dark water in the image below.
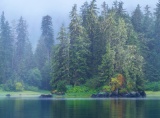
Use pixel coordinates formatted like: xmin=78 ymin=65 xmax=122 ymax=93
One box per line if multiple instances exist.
xmin=0 ymin=97 xmax=160 ymax=118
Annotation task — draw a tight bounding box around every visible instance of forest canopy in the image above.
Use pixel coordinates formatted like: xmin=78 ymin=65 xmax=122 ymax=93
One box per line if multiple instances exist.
xmin=0 ymin=0 xmax=160 ymax=92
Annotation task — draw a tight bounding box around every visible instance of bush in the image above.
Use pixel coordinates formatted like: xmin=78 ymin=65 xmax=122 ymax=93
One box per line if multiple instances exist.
xmin=102 ymin=85 xmax=111 ymax=92
xmin=119 ymin=88 xmax=128 ymax=94
xmin=57 ymin=81 xmax=67 ymax=92
xmin=66 ymin=86 xmax=90 ymax=93
xmin=25 ymin=85 xmax=39 ymax=91
xmin=27 ymin=68 xmax=42 ymax=88
xmin=145 ymin=81 xmax=160 ymax=91
xmin=15 ymin=82 xmax=24 ymax=91
xmin=3 ymin=79 xmax=15 ymax=91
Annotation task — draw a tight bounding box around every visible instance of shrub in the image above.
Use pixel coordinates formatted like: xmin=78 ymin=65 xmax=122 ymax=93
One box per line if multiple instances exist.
xmin=15 ymin=82 xmax=24 ymax=91
xmin=25 ymin=85 xmax=39 ymax=91
xmin=66 ymin=86 xmax=90 ymax=93
xmin=57 ymin=81 xmax=67 ymax=92
xmin=3 ymin=79 xmax=15 ymax=91
xmin=102 ymin=85 xmax=111 ymax=92
xmin=145 ymin=81 xmax=160 ymax=91
xmin=27 ymin=68 xmax=42 ymax=87
xmin=119 ymin=88 xmax=128 ymax=94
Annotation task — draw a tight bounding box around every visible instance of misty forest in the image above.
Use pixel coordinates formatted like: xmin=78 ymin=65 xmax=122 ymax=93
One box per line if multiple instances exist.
xmin=0 ymin=0 xmax=160 ymax=94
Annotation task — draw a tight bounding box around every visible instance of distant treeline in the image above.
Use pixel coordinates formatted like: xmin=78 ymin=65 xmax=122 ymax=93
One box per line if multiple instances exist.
xmin=0 ymin=0 xmax=160 ymax=92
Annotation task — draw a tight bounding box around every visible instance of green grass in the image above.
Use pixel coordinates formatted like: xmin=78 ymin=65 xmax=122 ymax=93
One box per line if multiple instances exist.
xmin=0 ymin=89 xmax=49 ymax=97
xmin=146 ymin=91 xmax=160 ymax=97
xmin=65 ymin=92 xmax=94 ymax=98
xmin=0 ymin=90 xmax=160 ymax=98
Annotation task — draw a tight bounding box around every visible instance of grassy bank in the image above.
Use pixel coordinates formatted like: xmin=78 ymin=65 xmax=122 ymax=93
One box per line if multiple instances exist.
xmin=65 ymin=92 xmax=93 ymax=98
xmin=0 ymin=90 xmax=49 ymax=97
xmin=0 ymin=90 xmax=160 ymax=98
xmin=146 ymin=91 xmax=160 ymax=97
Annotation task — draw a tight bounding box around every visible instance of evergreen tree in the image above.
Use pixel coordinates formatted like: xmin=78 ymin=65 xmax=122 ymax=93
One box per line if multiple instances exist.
xmin=155 ymin=0 xmax=160 ymax=39
xmin=124 ymin=45 xmax=144 ymax=90
xmin=131 ymin=4 xmax=143 ymax=33
xmin=146 ymin=0 xmax=160 ymax=82
xmin=51 ymin=24 xmax=69 ymax=89
xmin=143 ymin=5 xmax=153 ymax=38
xmin=15 ymin=16 xmax=33 ymax=83
xmin=41 ymin=15 xmax=54 ymax=61
xmin=98 ymin=43 xmax=114 ymax=84
xmin=80 ymin=1 xmax=89 ymax=28
xmin=69 ymin=4 xmax=90 ymax=85
xmin=101 ymin=2 xmax=108 ymax=18
xmin=85 ymin=0 xmax=101 ymax=77
xmin=0 ymin=12 xmax=13 ymax=83
xmin=35 ymin=15 xmax=54 ymax=89
xmin=112 ymin=1 xmax=126 ymax=19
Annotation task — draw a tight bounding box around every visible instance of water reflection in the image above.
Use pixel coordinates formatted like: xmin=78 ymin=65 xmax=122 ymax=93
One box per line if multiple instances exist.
xmin=0 ymin=98 xmax=159 ymax=118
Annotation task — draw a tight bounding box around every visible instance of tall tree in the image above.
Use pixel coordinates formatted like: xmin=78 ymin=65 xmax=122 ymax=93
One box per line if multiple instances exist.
xmin=0 ymin=12 xmax=13 ymax=83
xmin=98 ymin=43 xmax=114 ymax=85
xmin=69 ymin=4 xmax=90 ymax=86
xmin=145 ymin=0 xmax=160 ymax=82
xmin=143 ymin=5 xmax=153 ymax=38
xmin=51 ymin=24 xmax=69 ymax=89
xmin=131 ymin=4 xmax=143 ymax=33
xmin=85 ymin=0 xmax=101 ymax=77
xmin=35 ymin=15 xmax=54 ymax=89
xmin=80 ymin=1 xmax=89 ymax=28
xmin=15 ymin=16 xmax=33 ymax=82
xmin=41 ymin=15 xmax=54 ymax=61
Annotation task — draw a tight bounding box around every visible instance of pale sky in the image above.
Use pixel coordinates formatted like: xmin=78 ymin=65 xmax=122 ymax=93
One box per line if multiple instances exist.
xmin=0 ymin=0 xmax=158 ymax=49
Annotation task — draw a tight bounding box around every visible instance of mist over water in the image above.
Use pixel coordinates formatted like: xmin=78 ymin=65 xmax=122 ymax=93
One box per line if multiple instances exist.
xmin=0 ymin=0 xmax=157 ymax=49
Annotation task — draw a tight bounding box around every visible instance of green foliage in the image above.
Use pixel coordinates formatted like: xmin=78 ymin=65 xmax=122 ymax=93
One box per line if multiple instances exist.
xmin=85 ymin=78 xmax=101 ymax=89
xmin=102 ymin=85 xmax=111 ymax=92
xmin=0 ymin=12 xmax=13 ymax=84
xmin=66 ymin=86 xmax=90 ymax=93
xmin=57 ymin=81 xmax=67 ymax=92
xmin=24 ymin=85 xmax=39 ymax=91
xmin=3 ymin=79 xmax=15 ymax=91
xmin=69 ymin=4 xmax=90 ymax=85
xmin=41 ymin=15 xmax=54 ymax=57
xmin=131 ymin=4 xmax=143 ymax=33
xmin=27 ymin=68 xmax=42 ymax=87
xmin=2 ymin=0 xmax=160 ymax=93
xmin=50 ymin=24 xmax=69 ymax=89
xmin=119 ymin=88 xmax=128 ymax=94
xmin=15 ymin=82 xmax=24 ymax=91
xmin=145 ymin=82 xmax=160 ymax=91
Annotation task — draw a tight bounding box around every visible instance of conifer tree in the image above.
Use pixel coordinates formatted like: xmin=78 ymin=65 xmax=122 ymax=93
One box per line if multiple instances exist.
xmin=0 ymin=12 xmax=13 ymax=83
xmin=69 ymin=4 xmax=90 ymax=86
xmin=131 ymin=4 xmax=143 ymax=33
xmin=143 ymin=5 xmax=153 ymax=38
xmin=41 ymin=15 xmax=54 ymax=61
xmin=51 ymin=24 xmax=69 ymax=89
xmin=15 ymin=17 xmax=33 ymax=82
xmin=35 ymin=15 xmax=54 ymax=89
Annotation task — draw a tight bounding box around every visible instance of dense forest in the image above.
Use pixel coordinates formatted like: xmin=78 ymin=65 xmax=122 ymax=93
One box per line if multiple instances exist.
xmin=0 ymin=0 xmax=160 ymax=93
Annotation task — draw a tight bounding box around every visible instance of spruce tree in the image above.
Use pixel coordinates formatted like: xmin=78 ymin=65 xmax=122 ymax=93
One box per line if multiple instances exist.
xmin=131 ymin=4 xmax=143 ymax=33
xmin=69 ymin=4 xmax=90 ymax=86
xmin=143 ymin=5 xmax=153 ymax=38
xmin=35 ymin=15 xmax=54 ymax=89
xmin=51 ymin=24 xmax=69 ymax=90
xmin=41 ymin=15 xmax=54 ymax=61
xmin=15 ymin=17 xmax=33 ymax=82
xmin=0 ymin=12 xmax=13 ymax=83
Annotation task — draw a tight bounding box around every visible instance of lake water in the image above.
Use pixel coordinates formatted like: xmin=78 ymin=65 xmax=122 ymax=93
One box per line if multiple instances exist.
xmin=0 ymin=97 xmax=160 ymax=118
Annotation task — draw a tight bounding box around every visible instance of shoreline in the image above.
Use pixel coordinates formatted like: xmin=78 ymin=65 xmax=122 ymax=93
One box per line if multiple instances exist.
xmin=0 ymin=91 xmax=159 ymax=98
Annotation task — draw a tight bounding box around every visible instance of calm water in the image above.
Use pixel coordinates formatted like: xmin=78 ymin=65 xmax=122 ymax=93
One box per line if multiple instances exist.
xmin=0 ymin=97 xmax=160 ymax=118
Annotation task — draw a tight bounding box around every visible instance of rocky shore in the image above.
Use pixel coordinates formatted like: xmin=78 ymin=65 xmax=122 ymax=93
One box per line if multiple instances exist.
xmin=91 ymin=91 xmax=146 ymax=98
